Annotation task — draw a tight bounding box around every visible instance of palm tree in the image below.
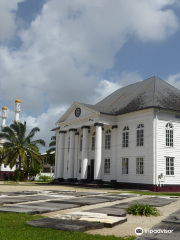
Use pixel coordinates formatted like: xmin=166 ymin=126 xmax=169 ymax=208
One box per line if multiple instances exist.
xmin=46 ymin=136 xmax=56 ymax=165
xmin=0 ymin=121 xmax=45 ymax=172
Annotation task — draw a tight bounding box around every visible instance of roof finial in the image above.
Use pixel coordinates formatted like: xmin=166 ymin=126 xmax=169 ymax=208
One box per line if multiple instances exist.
xmin=2 ymin=104 xmax=7 ymax=110
xmin=15 ymin=96 xmax=21 ymax=103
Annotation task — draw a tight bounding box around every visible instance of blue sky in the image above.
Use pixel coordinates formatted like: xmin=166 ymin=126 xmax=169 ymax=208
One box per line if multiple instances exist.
xmin=0 ymin=0 xmax=180 ymax=152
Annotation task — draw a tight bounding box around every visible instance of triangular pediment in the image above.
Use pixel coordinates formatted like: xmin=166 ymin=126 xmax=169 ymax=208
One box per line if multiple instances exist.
xmin=56 ymin=102 xmax=99 ymax=125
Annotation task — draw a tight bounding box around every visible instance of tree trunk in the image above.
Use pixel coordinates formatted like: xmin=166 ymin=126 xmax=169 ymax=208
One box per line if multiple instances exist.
xmin=19 ymin=155 xmax=21 ymax=171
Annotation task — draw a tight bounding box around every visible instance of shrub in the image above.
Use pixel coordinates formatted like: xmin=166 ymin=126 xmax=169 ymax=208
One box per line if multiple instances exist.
xmin=12 ymin=169 xmax=24 ymax=182
xmin=39 ymin=175 xmax=52 ymax=182
xmin=126 ymin=203 xmax=160 ymax=217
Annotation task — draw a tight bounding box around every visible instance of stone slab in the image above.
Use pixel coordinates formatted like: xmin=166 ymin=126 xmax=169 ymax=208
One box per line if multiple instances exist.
xmin=23 ymin=201 xmax=79 ymax=210
xmin=50 ymin=190 xmax=76 ymax=192
xmin=52 ymin=211 xmax=127 ymax=228
xmin=151 ymin=196 xmax=179 ymax=199
xmin=43 ymin=194 xmax=74 ymax=198
xmin=137 ymin=222 xmax=180 ymax=239
xmin=0 ymin=202 xmax=79 ymax=214
xmin=0 ymin=191 xmax=38 ymax=196
xmin=0 ymin=207 xmax=35 ymax=214
xmin=0 ymin=205 xmax=57 ymax=214
xmin=117 ymin=193 xmax=141 ymax=197
xmin=56 ymin=197 xmax=111 ymax=206
xmin=73 ymin=192 xmax=107 ymax=197
xmin=0 ymin=195 xmax=67 ymax=205
xmin=48 ymin=193 xmax=75 ymax=196
xmin=137 ymin=236 xmax=180 ymax=240
xmin=162 ymin=210 xmax=180 ymax=224
xmin=0 ymin=198 xmax=29 ymax=204
xmin=106 ymin=194 xmax=127 ymax=198
xmin=112 ymin=197 xmax=177 ymax=209
xmin=163 ymin=216 xmax=180 ymax=224
xmin=26 ymin=217 xmax=104 ymax=232
xmin=84 ymin=207 xmax=127 ymax=217
xmin=79 ymin=216 xmax=126 ymax=228
xmin=96 ymin=196 xmax=126 ymax=201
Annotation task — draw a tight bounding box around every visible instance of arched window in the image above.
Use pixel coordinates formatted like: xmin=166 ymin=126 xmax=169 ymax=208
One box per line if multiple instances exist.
xmin=137 ymin=124 xmax=144 ymax=146
xmin=166 ymin=123 xmax=173 ymax=147
xmin=68 ymin=137 xmax=70 ymax=152
xmin=122 ymin=126 xmax=129 ymax=147
xmin=92 ymin=132 xmax=96 ymax=150
xmin=105 ymin=130 xmax=111 ymax=149
xmin=80 ymin=134 xmax=83 ymax=151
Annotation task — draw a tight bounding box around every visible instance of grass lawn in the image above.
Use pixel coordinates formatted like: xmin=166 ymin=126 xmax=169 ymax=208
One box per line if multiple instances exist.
xmin=126 ymin=191 xmax=180 ymax=197
xmin=0 ymin=212 xmax=136 ymax=240
xmin=110 ymin=190 xmax=180 ymax=197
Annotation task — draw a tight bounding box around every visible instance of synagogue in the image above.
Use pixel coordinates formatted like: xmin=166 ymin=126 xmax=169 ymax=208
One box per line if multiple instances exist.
xmin=53 ymin=76 xmax=180 ymax=191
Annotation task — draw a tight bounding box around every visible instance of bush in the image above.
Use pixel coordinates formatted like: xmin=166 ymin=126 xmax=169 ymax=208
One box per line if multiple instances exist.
xmin=12 ymin=169 xmax=24 ymax=182
xmin=126 ymin=203 xmax=160 ymax=217
xmin=39 ymin=175 xmax=52 ymax=182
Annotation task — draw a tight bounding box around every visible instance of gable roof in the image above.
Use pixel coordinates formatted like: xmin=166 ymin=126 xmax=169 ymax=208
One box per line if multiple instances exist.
xmin=78 ymin=76 xmax=180 ymax=115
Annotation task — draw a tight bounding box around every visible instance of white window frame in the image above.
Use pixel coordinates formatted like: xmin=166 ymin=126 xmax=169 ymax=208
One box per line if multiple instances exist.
xmin=92 ymin=132 xmax=96 ymax=150
xmin=165 ymin=123 xmax=173 ymax=147
xmin=105 ymin=130 xmax=111 ymax=149
xmin=122 ymin=158 xmax=128 ymax=174
xmin=166 ymin=157 xmax=174 ymax=175
xmin=137 ymin=124 xmax=144 ymax=146
xmin=136 ymin=157 xmax=144 ymax=174
xmin=78 ymin=159 xmax=81 ymax=174
xmin=104 ymin=158 xmax=110 ymax=174
xmin=80 ymin=134 xmax=83 ymax=151
xmin=122 ymin=126 xmax=129 ymax=148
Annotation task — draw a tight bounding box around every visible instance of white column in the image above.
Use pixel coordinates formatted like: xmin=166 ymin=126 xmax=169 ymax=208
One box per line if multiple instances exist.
xmin=81 ymin=126 xmax=90 ymax=180
xmin=111 ymin=125 xmax=118 ymax=181
xmin=57 ymin=131 xmax=66 ymax=179
xmin=54 ymin=132 xmax=59 ymax=179
xmin=94 ymin=123 xmax=103 ymax=180
xmin=74 ymin=133 xmax=79 ymax=179
xmin=68 ymin=129 xmax=76 ymax=179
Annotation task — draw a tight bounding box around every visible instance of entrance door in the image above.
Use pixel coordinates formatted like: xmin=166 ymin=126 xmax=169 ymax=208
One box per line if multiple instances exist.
xmin=90 ymin=159 xmax=94 ymax=182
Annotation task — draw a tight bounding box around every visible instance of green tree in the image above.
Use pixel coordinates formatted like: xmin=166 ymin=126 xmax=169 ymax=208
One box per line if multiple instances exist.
xmin=0 ymin=122 xmax=45 ymax=173
xmin=46 ymin=135 xmax=56 ymax=165
xmin=29 ymin=162 xmax=42 ymax=181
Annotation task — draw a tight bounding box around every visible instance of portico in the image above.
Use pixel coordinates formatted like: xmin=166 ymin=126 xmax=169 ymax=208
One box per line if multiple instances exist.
xmin=54 ymin=120 xmax=109 ymax=183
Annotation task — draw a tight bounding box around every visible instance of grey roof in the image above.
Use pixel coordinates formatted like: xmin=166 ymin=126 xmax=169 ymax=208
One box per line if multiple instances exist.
xmin=51 ymin=126 xmax=60 ymax=131
xmin=79 ymin=76 xmax=180 ymax=116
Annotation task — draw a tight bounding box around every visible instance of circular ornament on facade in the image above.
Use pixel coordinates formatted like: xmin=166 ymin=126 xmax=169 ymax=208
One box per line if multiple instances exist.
xmin=75 ymin=108 xmax=81 ymax=117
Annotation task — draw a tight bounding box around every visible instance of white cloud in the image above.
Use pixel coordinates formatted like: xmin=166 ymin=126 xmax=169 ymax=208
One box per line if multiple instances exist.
xmin=0 ymin=0 xmax=179 ymax=150
xmin=0 ymin=1 xmax=179 ymax=106
xmin=0 ymin=0 xmax=178 ymax=111
xmin=94 ymin=71 xmax=142 ymax=103
xmin=96 ymin=80 xmax=122 ymax=102
xmin=0 ymin=0 xmax=24 ymax=42
xmin=166 ymin=73 xmax=180 ymax=89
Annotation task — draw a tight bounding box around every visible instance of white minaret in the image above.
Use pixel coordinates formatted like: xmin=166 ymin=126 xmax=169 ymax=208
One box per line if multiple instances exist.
xmin=13 ymin=96 xmax=21 ymax=122
xmin=1 ymin=104 xmax=8 ymax=129
xmin=0 ymin=104 xmax=8 ymax=146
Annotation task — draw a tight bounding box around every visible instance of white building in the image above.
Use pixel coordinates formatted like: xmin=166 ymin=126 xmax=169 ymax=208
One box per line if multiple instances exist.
xmin=0 ymin=97 xmax=21 ymax=180
xmin=52 ymin=76 xmax=180 ymax=192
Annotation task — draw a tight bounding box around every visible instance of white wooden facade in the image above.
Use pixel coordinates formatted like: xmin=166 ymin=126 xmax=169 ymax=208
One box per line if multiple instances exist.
xmin=53 ymin=77 xmax=180 ymax=191
xmin=53 ymin=105 xmax=180 ymax=189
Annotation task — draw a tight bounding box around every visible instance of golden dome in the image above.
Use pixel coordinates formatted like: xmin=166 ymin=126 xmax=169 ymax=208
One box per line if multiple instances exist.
xmin=15 ymin=96 xmax=21 ymax=103
xmin=2 ymin=104 xmax=7 ymax=110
